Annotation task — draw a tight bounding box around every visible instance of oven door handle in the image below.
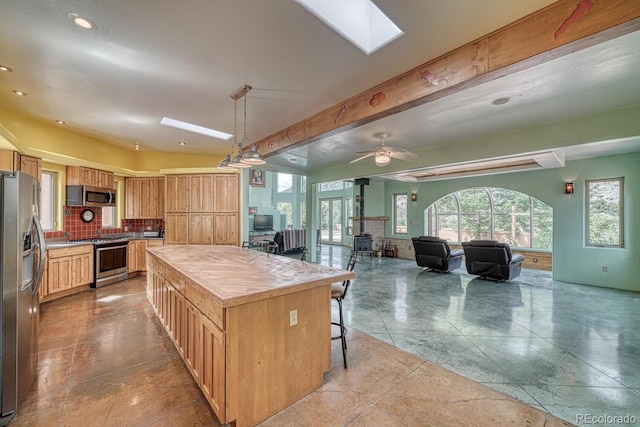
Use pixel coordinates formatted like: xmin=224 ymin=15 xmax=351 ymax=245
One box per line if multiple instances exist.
xmin=96 ymin=244 xmax=129 ymax=252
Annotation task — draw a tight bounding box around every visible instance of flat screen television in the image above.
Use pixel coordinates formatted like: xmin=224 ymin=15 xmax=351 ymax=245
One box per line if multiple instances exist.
xmin=253 ymin=214 xmax=274 ymax=231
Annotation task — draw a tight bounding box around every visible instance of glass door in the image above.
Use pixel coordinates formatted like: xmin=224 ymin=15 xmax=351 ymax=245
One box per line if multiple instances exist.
xmin=320 ymin=198 xmax=343 ymax=244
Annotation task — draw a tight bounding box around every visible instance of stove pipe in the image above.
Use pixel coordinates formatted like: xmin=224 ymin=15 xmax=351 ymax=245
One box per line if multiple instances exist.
xmin=354 ymin=178 xmax=369 ymax=233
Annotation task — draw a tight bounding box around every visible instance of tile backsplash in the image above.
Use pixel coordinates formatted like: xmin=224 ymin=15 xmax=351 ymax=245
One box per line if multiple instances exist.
xmin=43 ymin=206 xmax=164 ymax=240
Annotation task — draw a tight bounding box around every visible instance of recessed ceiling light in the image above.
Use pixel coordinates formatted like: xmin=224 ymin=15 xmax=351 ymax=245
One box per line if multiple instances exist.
xmin=492 ymin=97 xmax=510 ymax=106
xmin=160 ymin=117 xmax=233 ymax=141
xmin=68 ymin=13 xmax=95 ymax=30
xmin=12 ymin=90 xmax=26 ymax=96
xmin=0 ymin=65 xmax=13 ymax=72
xmin=295 ymin=0 xmax=404 ymax=55
xmin=55 ymin=120 xmax=66 ymax=125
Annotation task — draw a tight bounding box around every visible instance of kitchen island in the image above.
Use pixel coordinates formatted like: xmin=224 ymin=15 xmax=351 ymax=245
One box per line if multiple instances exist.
xmin=146 ymin=245 xmax=355 ymax=427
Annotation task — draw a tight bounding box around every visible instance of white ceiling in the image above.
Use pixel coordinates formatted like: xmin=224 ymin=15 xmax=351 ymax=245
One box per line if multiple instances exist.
xmin=1 ymin=0 xmax=639 ymax=177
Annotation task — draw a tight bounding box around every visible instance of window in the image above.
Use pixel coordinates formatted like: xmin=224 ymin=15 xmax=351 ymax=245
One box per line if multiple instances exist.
xmin=300 ymin=201 xmax=306 ymax=228
xmin=277 ymin=201 xmax=293 ymax=229
xmin=277 ymin=173 xmax=292 ymax=193
xmin=394 ymin=193 xmax=407 ymax=234
xmin=300 ymin=176 xmax=307 ymax=192
xmin=319 ymin=180 xmax=344 ymax=191
xmin=586 ymin=178 xmax=624 ymax=247
xmin=426 ymin=187 xmax=553 ymax=250
xmin=346 ymin=198 xmax=353 ymax=236
xmin=40 ymin=171 xmax=56 ymax=230
xmin=101 ymin=181 xmax=117 ymax=228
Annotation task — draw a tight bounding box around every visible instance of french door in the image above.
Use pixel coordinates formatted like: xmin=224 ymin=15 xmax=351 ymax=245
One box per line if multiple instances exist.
xmin=320 ymin=198 xmax=342 ymax=244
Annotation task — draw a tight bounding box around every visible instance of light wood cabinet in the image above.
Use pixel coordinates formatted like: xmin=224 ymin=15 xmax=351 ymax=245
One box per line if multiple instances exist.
xmin=128 ymin=239 xmax=164 ymax=273
xmin=146 ymin=246 xmax=344 ymax=426
xmin=0 ymin=150 xmax=42 ymax=181
xmin=190 ymin=175 xmax=214 ymax=212
xmin=98 ymin=170 xmax=114 ymax=189
xmin=214 ymin=174 xmax=239 ymax=213
xmin=164 ymin=173 xmax=239 ymax=246
xmin=189 ymin=214 xmax=214 ymax=245
xmin=66 ymin=166 xmax=114 ymax=188
xmin=20 ymin=155 xmax=42 ymax=181
xmin=214 ymin=213 xmax=238 ymax=245
xmin=200 ymin=314 xmax=226 ymax=418
xmin=166 ymin=175 xmax=189 ymax=213
xmin=165 ymin=213 xmax=189 ymax=244
xmin=125 ymin=178 xmax=139 ymax=219
xmin=47 ymin=245 xmax=94 ymax=295
xmin=139 ymin=178 xmax=159 ymax=218
xmin=125 ymin=177 xmax=164 ymax=219
xmin=184 ymin=299 xmax=202 ymax=385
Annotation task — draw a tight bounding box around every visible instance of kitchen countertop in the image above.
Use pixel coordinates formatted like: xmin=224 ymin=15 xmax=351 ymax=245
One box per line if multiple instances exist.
xmin=147 ymin=245 xmax=355 ymax=308
xmin=45 ymin=235 xmax=164 ymax=249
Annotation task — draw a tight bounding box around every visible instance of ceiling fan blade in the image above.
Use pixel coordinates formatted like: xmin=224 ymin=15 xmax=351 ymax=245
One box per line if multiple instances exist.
xmin=389 ymin=151 xmax=419 ymax=161
xmin=354 ymin=150 xmax=377 ymax=155
xmin=385 ymin=146 xmax=410 ymax=154
xmin=350 ymin=153 xmax=375 ymax=163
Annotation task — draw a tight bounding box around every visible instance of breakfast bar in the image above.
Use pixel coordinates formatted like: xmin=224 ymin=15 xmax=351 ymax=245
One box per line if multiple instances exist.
xmin=146 ymin=245 xmax=355 ymax=427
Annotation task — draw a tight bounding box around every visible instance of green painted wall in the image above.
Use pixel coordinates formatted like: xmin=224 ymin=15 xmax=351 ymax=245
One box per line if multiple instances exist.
xmin=383 ymin=152 xmax=639 ymax=291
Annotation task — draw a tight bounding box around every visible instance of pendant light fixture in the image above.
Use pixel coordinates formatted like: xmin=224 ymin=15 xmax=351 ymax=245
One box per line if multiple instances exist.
xmin=217 ymin=95 xmax=239 ymax=171
xmin=239 ymin=88 xmax=265 ymax=165
xmin=218 ymin=84 xmax=266 ymax=169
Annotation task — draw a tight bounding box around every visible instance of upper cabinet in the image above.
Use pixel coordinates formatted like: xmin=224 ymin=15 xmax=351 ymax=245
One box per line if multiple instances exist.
xmin=214 ymin=174 xmax=239 ymax=213
xmin=124 ymin=177 xmax=165 ymax=219
xmin=66 ymin=166 xmax=114 ymax=189
xmin=165 ymin=175 xmax=189 ymax=213
xmin=163 ymin=173 xmax=239 ymax=246
xmin=0 ymin=150 xmax=42 ymax=181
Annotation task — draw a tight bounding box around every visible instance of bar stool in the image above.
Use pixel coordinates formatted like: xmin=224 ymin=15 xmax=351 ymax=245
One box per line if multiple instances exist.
xmin=331 ymin=254 xmax=357 ymax=368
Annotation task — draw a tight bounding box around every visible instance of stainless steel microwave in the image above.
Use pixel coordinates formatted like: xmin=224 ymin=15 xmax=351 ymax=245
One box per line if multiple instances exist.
xmin=66 ymin=185 xmax=117 ymax=207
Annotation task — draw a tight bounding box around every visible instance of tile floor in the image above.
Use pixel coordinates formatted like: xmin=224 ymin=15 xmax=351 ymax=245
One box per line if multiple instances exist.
xmin=319 ymin=245 xmax=640 ymax=426
xmin=10 ymin=244 xmax=639 ymax=426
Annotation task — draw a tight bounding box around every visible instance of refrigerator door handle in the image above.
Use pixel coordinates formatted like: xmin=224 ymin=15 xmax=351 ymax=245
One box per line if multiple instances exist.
xmin=31 ymin=213 xmax=46 ymax=295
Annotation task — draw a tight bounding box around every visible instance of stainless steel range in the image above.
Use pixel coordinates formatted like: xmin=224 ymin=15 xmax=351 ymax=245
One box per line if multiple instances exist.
xmin=70 ymin=238 xmax=129 ymax=287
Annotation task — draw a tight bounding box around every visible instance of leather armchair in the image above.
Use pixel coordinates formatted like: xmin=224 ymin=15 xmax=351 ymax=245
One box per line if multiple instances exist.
xmin=461 ymin=240 xmax=525 ymax=281
xmin=412 ymin=236 xmax=464 ymax=272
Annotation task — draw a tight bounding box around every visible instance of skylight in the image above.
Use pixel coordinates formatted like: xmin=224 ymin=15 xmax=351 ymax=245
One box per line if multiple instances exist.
xmin=160 ymin=117 xmax=233 ymax=140
xmin=295 ymin=0 xmax=404 ymax=55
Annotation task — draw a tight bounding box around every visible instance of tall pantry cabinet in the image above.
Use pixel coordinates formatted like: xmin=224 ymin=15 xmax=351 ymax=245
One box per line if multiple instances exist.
xmin=165 ymin=174 xmax=239 ymax=246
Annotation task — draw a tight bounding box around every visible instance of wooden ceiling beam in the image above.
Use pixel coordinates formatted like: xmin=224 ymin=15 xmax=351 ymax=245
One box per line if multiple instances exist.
xmin=252 ymin=0 xmax=640 ymax=158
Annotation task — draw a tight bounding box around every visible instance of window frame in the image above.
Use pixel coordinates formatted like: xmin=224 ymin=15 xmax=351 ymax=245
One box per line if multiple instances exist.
xmin=585 ymin=177 xmax=624 ymax=248
xmin=40 ymin=170 xmax=56 ymax=231
xmin=393 ymin=193 xmax=408 ymax=235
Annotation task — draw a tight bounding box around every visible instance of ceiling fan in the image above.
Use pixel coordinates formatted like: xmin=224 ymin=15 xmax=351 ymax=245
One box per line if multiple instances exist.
xmin=350 ymin=133 xmax=418 ymax=167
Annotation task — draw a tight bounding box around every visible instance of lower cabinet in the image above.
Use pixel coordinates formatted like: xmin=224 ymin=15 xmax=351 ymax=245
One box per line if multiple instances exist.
xmin=200 ymin=315 xmax=226 ymax=417
xmin=128 ymin=239 xmax=164 ymax=273
xmin=148 ymin=265 xmax=225 ymax=422
xmin=47 ymin=245 xmax=94 ymax=296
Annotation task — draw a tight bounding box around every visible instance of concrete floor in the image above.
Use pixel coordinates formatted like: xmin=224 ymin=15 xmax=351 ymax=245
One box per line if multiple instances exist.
xmin=320 ymin=245 xmax=640 ymax=426
xmin=10 ymin=244 xmax=639 ymax=426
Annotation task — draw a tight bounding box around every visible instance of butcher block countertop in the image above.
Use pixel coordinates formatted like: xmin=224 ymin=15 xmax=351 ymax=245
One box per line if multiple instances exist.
xmin=146 ymin=245 xmax=355 ymax=308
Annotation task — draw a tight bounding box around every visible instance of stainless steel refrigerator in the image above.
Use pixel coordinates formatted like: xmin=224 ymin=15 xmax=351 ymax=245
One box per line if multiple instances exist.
xmin=0 ymin=171 xmax=45 ymax=425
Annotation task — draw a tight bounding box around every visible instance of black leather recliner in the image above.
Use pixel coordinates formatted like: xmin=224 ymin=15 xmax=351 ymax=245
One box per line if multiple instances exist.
xmin=461 ymin=240 xmax=525 ymax=281
xmin=412 ymin=236 xmax=464 ymax=272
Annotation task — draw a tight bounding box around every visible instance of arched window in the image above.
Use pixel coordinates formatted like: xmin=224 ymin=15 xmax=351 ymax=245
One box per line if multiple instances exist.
xmin=426 ymin=187 xmax=552 ymax=250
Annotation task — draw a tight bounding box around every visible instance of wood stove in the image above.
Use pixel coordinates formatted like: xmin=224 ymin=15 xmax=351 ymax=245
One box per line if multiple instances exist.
xmin=352 ymin=178 xmax=374 ymax=256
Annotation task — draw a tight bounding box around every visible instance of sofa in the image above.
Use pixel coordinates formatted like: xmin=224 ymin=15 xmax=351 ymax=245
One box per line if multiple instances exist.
xmin=412 ymin=236 xmax=464 ymax=272
xmin=461 ymin=240 xmax=525 ymax=281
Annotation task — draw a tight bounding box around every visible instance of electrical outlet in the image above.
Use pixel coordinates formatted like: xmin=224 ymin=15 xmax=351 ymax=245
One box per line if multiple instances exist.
xmin=602 ymin=266 xmax=608 ymax=272
xmin=533 ymin=257 xmax=538 ymax=263
xmin=289 ymin=309 xmax=298 ymax=326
